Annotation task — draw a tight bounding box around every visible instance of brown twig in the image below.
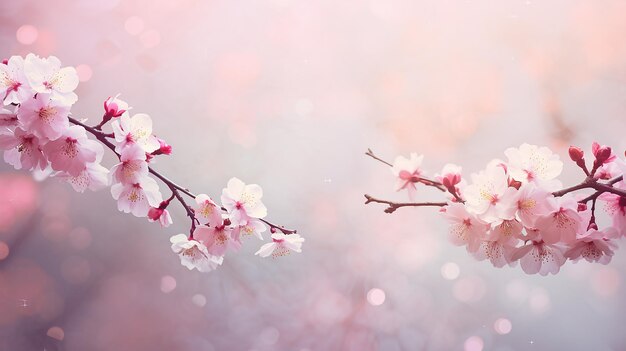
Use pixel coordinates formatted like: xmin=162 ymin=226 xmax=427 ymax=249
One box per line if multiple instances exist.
xmin=364 ymin=194 xmax=446 ymax=213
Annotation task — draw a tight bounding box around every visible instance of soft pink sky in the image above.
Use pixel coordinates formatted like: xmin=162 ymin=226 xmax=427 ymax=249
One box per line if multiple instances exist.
xmin=1 ymin=0 xmax=626 ymax=350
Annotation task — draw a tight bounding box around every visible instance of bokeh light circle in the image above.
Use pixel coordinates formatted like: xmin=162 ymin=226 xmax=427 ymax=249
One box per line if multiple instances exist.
xmin=367 ymin=288 xmax=386 ymax=306
xmin=16 ymin=25 xmax=38 ymax=45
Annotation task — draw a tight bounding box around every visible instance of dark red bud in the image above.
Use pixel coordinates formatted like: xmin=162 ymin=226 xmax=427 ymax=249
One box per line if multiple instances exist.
xmin=595 ymin=146 xmax=612 ymax=165
xmin=568 ymin=146 xmax=584 ymax=162
xmin=577 ymin=203 xmax=587 ymax=212
xmin=2 ymin=59 xmax=8 ymax=65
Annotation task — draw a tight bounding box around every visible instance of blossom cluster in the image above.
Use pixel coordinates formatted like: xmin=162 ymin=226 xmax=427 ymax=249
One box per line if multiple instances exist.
xmin=368 ymin=143 xmax=626 ymax=276
xmin=1 ymin=54 xmax=301 ymax=273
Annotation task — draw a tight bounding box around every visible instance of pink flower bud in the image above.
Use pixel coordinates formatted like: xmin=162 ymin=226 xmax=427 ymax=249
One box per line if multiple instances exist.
xmin=2 ymin=59 xmax=7 ymax=65
xmin=148 ymin=207 xmax=164 ymax=221
xmin=577 ymin=203 xmax=587 ymax=212
xmin=595 ymin=146 xmax=612 ymax=165
xmin=568 ymin=146 xmax=584 ymax=162
xmin=152 ymin=138 xmax=172 ymax=156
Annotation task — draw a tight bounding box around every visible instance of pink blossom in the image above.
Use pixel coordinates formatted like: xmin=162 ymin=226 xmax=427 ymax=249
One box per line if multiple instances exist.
xmin=390 ymin=153 xmax=424 ymax=200
xmin=435 ymin=163 xmax=462 ymax=189
xmin=148 ymin=202 xmax=173 ymax=227
xmin=534 ymin=196 xmax=583 ymax=244
xmin=17 ymin=93 xmax=70 ymax=140
xmin=55 ymin=145 xmax=109 ymax=193
xmin=507 ymin=184 xmax=552 ymax=227
xmin=169 ymin=234 xmax=223 ymax=272
xmin=473 ymin=240 xmax=516 ymax=268
xmin=111 ymin=176 xmax=163 ymax=217
xmin=193 ymin=224 xmax=240 ymax=256
xmin=109 ymin=144 xmax=148 ymax=184
xmin=443 ymin=203 xmax=489 ymax=252
xmin=505 ymin=143 xmax=563 ymax=189
xmin=42 ymin=125 xmax=102 ymax=176
xmin=564 ymin=228 xmax=618 ymax=264
xmin=511 ymin=241 xmax=566 ymax=276
xmin=255 ymin=233 xmax=305 ymax=258
xmin=111 ymin=113 xmax=160 ymax=153
xmin=487 ymin=219 xmax=523 ymax=245
xmin=103 ymin=94 xmax=129 ymax=121
xmin=194 ymin=194 xmax=223 ymax=226
xmin=463 ymin=165 xmax=517 ymax=222
xmin=0 ymin=56 xmax=32 ymax=105
xmin=221 ymin=177 xmax=267 ymax=226
xmin=0 ymin=128 xmax=47 ymax=171
xmin=233 ymin=218 xmax=267 ymax=241
xmin=23 ymin=54 xmax=78 ymax=105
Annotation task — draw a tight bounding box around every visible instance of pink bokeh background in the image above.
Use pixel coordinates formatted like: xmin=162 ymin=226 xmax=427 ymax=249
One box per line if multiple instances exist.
xmin=1 ymin=0 xmax=626 ymax=350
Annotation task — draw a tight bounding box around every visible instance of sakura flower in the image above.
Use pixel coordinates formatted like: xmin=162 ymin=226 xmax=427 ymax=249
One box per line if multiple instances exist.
xmin=23 ymin=54 xmax=78 ymax=105
xmin=0 ymin=108 xmax=18 ymax=127
xmin=169 ymin=234 xmax=223 ymax=272
xmin=111 ymin=113 xmax=160 ymax=153
xmin=194 ymin=194 xmax=223 ymax=226
xmin=442 ymin=203 xmax=489 ymax=252
xmin=487 ymin=219 xmax=523 ymax=245
xmin=57 ymin=161 xmax=109 ymax=193
xmin=505 ymin=184 xmax=552 ymax=227
xmin=0 ymin=56 xmax=32 ymax=105
xmin=55 ymin=145 xmax=109 ymax=193
xmin=505 ymin=143 xmax=563 ymax=189
xmin=148 ymin=201 xmax=173 ymax=227
xmin=0 ymin=128 xmax=47 ymax=171
xmin=534 ymin=196 xmax=583 ymax=244
xmin=42 ymin=125 xmax=102 ymax=176
xmin=221 ymin=177 xmax=267 ymax=226
xmin=473 ymin=240 xmax=516 ymax=268
xmin=391 ymin=153 xmax=424 ymax=200
xmin=193 ymin=224 xmax=240 ymax=256
xmin=435 ymin=163 xmax=462 ymax=189
xmin=17 ymin=93 xmax=70 ymax=140
xmin=463 ymin=165 xmax=517 ymax=222
xmin=564 ymin=228 xmax=618 ymax=264
xmin=599 ymin=185 xmax=626 ymax=236
xmin=102 ymin=94 xmax=129 ymax=122
xmin=233 ymin=218 xmax=266 ymax=241
xmin=110 ymin=176 xmax=163 ymax=217
xmin=109 ymin=144 xmax=148 ymax=184
xmin=511 ymin=241 xmax=566 ymax=276
xmin=255 ymin=233 xmax=305 ymax=258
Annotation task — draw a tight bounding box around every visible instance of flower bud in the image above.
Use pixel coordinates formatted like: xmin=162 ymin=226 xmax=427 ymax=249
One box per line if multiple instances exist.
xmin=1 ymin=59 xmax=7 ymax=65
xmin=152 ymin=138 xmax=172 ymax=156
xmin=148 ymin=207 xmax=165 ymax=221
xmin=568 ymin=146 xmax=584 ymax=162
xmin=577 ymin=203 xmax=587 ymax=212
xmin=594 ymin=146 xmax=612 ymax=165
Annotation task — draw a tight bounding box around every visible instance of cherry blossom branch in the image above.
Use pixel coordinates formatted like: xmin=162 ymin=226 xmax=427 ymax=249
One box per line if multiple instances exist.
xmin=364 ymin=194 xmax=446 ymax=213
xmin=67 ymin=116 xmax=296 ymax=235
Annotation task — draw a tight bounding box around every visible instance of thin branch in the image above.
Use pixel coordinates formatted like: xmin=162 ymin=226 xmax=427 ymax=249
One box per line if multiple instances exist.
xmin=365 ymin=148 xmax=446 ymax=192
xmin=364 ymin=194 xmax=446 ymax=213
xmin=68 ymin=117 xmax=296 ymax=235
xmin=552 ymin=175 xmax=626 ymax=203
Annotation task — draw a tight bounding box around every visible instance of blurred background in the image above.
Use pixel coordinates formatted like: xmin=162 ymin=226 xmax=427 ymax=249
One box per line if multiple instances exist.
xmin=1 ymin=0 xmax=626 ymax=350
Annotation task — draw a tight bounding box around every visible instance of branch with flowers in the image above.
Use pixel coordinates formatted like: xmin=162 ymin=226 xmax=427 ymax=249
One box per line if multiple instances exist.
xmin=0 ymin=53 xmax=303 ymax=273
xmin=365 ymin=144 xmax=626 ymax=276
